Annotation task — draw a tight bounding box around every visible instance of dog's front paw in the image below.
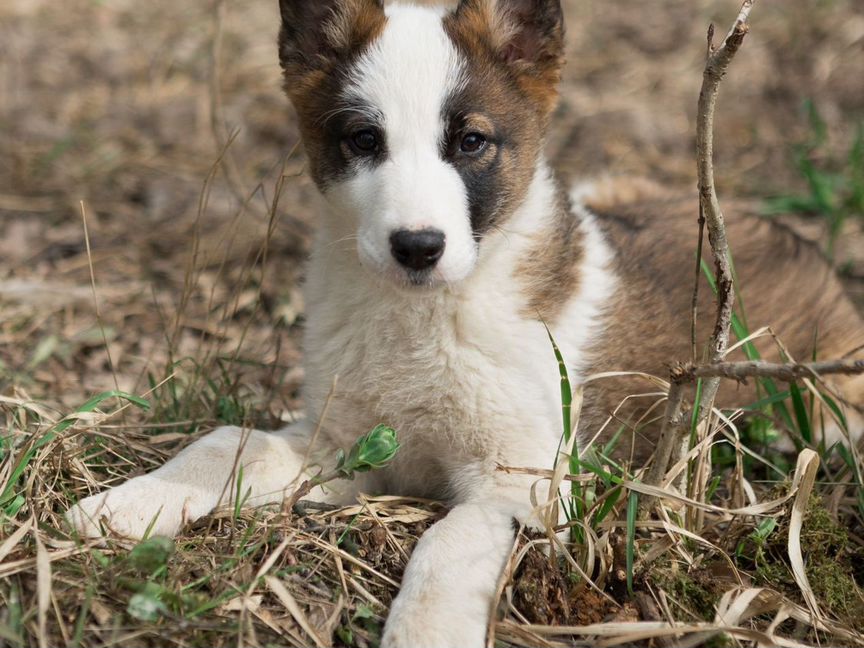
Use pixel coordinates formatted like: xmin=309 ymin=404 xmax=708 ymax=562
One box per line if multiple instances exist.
xmin=381 ymin=602 xmax=488 ymax=648
xmin=66 ymin=475 xmax=213 ymax=540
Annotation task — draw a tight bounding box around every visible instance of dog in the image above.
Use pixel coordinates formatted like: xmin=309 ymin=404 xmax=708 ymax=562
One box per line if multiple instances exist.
xmin=67 ymin=1 xmax=864 ymax=646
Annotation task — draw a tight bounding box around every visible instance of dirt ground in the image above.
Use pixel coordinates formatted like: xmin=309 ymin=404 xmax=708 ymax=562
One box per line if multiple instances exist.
xmin=1 ymin=0 xmax=864 ymax=646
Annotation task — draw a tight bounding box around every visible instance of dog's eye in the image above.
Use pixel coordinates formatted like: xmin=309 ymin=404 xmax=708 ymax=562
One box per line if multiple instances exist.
xmin=349 ymin=129 xmax=379 ymax=155
xmin=460 ymin=133 xmax=487 ymax=154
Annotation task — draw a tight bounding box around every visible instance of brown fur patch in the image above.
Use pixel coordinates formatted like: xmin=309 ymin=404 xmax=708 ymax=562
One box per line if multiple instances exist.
xmin=442 ymin=0 xmax=565 ymax=235
xmin=278 ymin=0 xmax=386 ymax=80
xmin=278 ymin=0 xmax=387 ymax=186
xmin=571 ymin=189 xmax=864 ymax=462
xmin=444 ymin=0 xmax=565 ymax=124
xmin=517 ymin=183 xmax=584 ymax=322
xmin=518 ymin=176 xmax=672 ymax=325
xmin=322 ymin=1 xmax=387 ymax=55
xmin=440 ymin=91 xmax=542 ymax=234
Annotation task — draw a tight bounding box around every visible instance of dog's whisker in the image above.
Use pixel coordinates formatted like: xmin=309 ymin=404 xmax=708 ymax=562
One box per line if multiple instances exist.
xmin=325 ymin=234 xmax=360 ymax=249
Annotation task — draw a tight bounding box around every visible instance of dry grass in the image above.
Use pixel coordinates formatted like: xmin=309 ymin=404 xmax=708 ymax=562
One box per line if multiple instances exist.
xmin=2 ymin=0 xmax=864 ymax=646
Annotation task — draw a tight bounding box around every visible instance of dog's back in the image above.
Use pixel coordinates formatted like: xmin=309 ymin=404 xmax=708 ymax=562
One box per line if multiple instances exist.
xmin=576 ymin=178 xmax=864 ymax=458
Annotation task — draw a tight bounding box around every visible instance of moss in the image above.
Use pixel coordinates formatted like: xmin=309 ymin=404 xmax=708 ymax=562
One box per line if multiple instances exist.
xmin=703 ymin=635 xmax=736 ymax=648
xmin=810 ymin=560 xmax=864 ymax=620
xmin=750 ymin=494 xmax=864 ymax=629
xmin=754 ymin=559 xmax=790 ymax=589
xmin=653 ymin=563 xmax=721 ymax=622
xmin=799 ymin=498 xmax=850 ymax=555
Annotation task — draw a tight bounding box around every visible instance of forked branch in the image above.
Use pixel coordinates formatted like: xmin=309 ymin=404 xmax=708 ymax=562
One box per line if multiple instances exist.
xmin=643 ymin=1 xmax=757 ymax=495
xmin=696 ymin=0 xmax=754 ymax=404
xmin=641 ymin=1 xmax=864 ymax=509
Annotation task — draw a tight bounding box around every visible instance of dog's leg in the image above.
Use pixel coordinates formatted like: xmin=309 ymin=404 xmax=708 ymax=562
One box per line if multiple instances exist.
xmin=66 ymin=422 xmax=349 ymax=540
xmin=381 ymin=495 xmax=524 ymax=648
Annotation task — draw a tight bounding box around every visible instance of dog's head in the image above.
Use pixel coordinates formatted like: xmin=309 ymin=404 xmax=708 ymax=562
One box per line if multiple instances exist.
xmin=279 ymin=0 xmax=565 ymax=288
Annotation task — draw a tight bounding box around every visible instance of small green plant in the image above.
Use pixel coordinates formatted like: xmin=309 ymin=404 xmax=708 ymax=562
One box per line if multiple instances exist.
xmin=129 ymin=536 xmax=175 ymax=574
xmin=121 ymin=536 xmax=210 ymax=622
xmin=145 ymin=355 xmax=277 ymax=439
xmin=334 ymin=424 xmax=401 ymax=478
xmin=735 ymin=516 xmax=777 ymax=565
xmin=285 ymin=425 xmax=400 ymax=511
xmin=764 ymin=100 xmax=864 ymax=260
xmin=336 ymin=604 xmax=383 ymax=647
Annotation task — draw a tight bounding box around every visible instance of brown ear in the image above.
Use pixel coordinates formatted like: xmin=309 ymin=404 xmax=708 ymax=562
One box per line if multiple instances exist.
xmin=447 ymin=0 xmax=565 ymax=116
xmin=278 ymin=0 xmax=386 ymax=80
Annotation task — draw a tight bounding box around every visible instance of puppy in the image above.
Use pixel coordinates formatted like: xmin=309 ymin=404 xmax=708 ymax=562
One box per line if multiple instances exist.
xmin=67 ymin=1 xmax=864 ymax=646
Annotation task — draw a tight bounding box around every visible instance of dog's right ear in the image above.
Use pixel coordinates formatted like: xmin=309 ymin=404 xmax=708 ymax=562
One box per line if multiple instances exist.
xmin=278 ymin=0 xmax=386 ymax=81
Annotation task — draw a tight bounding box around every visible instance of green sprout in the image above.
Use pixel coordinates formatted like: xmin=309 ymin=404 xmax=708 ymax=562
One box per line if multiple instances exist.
xmin=334 ymin=424 xmax=401 ymax=478
xmin=286 ymin=425 xmax=401 ymax=513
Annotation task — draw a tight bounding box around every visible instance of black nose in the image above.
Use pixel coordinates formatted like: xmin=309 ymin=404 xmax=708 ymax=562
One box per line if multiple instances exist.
xmin=390 ymin=229 xmax=446 ymax=271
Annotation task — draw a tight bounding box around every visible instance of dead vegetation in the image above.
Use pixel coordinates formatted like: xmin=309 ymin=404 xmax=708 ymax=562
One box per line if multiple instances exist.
xmin=2 ymin=0 xmax=864 ymax=647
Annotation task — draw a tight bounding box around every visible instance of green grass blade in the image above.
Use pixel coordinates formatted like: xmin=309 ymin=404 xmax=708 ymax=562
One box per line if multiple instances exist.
xmin=544 ymin=324 xmax=582 ymax=533
xmin=1 ymin=391 xmax=152 ymax=508
xmin=789 ymin=382 xmax=812 ymax=445
xmin=700 ymin=259 xmax=794 ymax=430
xmin=544 ymin=325 xmax=572 ymax=444
xmin=54 ymin=390 xmax=151 ymax=435
xmin=626 ymin=490 xmax=638 ymax=595
xmin=594 ymin=486 xmax=623 ymax=525
xmin=742 ymin=390 xmax=793 ymax=411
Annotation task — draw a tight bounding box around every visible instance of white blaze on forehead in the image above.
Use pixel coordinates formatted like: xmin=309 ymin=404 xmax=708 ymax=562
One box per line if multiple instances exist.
xmin=344 ymin=5 xmax=467 ymax=150
xmin=327 ymin=4 xmax=478 ymax=286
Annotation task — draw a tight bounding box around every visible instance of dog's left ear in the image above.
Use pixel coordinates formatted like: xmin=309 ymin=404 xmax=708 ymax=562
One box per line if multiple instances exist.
xmin=447 ymin=0 xmax=565 ymax=115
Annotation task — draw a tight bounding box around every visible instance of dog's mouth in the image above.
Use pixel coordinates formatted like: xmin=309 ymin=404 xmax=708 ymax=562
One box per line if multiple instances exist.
xmin=405 ymin=269 xmax=438 ymax=288
xmin=382 ymin=268 xmax=446 ymax=292
xmin=370 ymin=264 xmax=450 ymax=291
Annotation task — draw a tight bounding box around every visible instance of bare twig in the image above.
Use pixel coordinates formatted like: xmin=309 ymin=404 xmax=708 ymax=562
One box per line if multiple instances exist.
xmin=696 ymin=0 xmax=755 ymax=405
xmin=643 ymin=366 xmax=688 ymax=495
xmin=683 ymin=359 xmax=864 ymax=383
xmin=643 ymin=1 xmax=756 ymax=501
xmin=642 ymin=356 xmax=863 ymax=512
xmin=281 ymin=468 xmax=346 ymax=519
xmin=80 ymin=201 xmax=122 ymax=402
xmin=690 ymin=202 xmax=707 ymax=364
xmin=209 ymin=0 xmax=249 ymax=207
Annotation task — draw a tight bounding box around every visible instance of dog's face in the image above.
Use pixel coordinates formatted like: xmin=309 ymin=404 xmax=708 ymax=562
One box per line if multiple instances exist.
xmin=279 ymin=0 xmax=564 ymax=288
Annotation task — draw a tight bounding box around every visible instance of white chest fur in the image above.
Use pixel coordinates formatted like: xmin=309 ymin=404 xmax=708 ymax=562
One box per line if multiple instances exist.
xmin=300 ymin=167 xmax=618 ymax=498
